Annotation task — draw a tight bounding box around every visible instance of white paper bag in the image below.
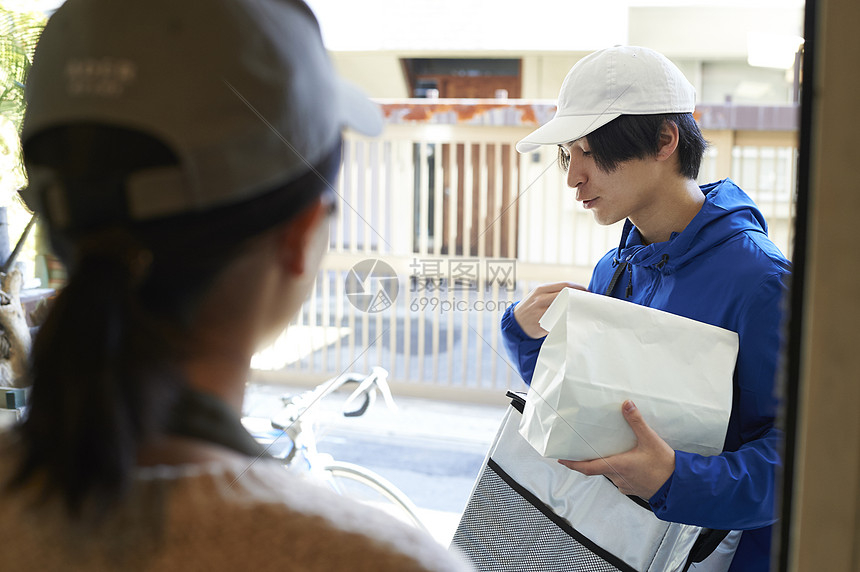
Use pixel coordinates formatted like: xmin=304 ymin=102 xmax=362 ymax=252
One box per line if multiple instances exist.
xmin=519 ymin=287 xmax=738 ymax=460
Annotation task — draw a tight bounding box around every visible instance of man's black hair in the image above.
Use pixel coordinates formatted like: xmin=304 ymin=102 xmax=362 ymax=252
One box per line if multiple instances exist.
xmin=558 ymin=113 xmax=707 ymax=180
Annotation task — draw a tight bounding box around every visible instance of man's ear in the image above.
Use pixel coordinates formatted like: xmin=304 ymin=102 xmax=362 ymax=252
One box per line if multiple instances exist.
xmin=655 ymin=120 xmax=680 ymax=162
xmin=277 ymin=197 xmax=330 ymax=276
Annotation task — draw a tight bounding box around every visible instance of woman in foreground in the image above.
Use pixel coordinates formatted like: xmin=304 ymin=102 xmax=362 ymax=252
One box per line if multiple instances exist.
xmin=0 ymin=0 xmax=470 ymax=569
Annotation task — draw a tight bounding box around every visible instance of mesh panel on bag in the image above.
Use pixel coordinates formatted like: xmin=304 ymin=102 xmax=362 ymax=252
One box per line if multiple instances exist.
xmin=451 ymin=459 xmax=632 ymax=572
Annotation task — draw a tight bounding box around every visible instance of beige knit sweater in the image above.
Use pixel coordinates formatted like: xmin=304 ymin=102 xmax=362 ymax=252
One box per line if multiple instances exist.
xmin=0 ymin=441 xmax=472 ymax=571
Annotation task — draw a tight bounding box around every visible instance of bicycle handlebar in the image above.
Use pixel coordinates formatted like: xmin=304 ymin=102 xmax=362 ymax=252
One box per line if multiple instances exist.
xmin=340 ymin=367 xmax=396 ymax=417
xmin=273 ymin=367 xmax=395 ymax=432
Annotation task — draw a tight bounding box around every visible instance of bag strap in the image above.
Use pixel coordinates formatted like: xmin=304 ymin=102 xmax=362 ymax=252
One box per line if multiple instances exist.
xmin=681 ymin=528 xmax=732 ymax=570
xmin=506 ymin=390 xmax=526 ymax=413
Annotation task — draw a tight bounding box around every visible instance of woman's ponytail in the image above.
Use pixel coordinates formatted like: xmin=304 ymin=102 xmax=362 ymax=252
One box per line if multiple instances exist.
xmin=11 ymin=230 xmax=180 ymax=516
xmin=8 ymin=125 xmax=339 ymax=517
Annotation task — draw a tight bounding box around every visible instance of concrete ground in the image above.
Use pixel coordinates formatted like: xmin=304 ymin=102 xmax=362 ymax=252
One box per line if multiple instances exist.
xmin=242 ymin=382 xmax=509 ymax=546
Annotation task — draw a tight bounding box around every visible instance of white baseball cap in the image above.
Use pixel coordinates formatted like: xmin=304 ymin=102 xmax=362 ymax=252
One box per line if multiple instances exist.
xmin=516 ymin=46 xmax=696 ymax=153
xmin=21 ymin=0 xmax=382 ymax=223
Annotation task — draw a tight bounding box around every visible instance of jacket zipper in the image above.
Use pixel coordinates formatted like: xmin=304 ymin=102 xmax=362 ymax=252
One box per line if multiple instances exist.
xmin=625 ymin=263 xmax=633 ymax=298
xmin=644 ymin=254 xmax=670 ymax=306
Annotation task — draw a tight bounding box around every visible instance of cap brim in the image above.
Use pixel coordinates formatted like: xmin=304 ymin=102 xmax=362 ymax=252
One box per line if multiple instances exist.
xmin=516 ymin=113 xmax=620 ymax=153
xmin=337 ymin=78 xmax=383 ymax=137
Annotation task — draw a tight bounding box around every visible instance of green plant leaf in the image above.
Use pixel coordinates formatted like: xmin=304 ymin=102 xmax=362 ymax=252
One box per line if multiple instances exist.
xmin=0 ymin=2 xmax=46 ymax=206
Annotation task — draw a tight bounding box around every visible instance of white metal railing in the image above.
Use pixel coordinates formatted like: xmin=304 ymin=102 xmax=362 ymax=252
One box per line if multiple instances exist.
xmin=251 ymin=121 xmax=797 ymax=402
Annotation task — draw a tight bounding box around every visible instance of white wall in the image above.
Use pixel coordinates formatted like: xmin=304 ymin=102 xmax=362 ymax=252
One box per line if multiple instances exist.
xmin=520 ymin=53 xmax=584 ymax=100
xmin=334 ymin=50 xmax=795 ymax=106
xmin=325 ymin=1 xmax=804 ymax=104
xmin=627 ymin=6 xmax=804 ymax=60
xmin=701 ymin=61 xmax=794 ymax=104
xmin=331 ymin=52 xmax=410 ymax=98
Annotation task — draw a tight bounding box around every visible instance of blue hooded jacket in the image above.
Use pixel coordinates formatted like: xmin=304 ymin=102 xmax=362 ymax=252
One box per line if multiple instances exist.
xmin=501 ymin=179 xmax=791 ymax=571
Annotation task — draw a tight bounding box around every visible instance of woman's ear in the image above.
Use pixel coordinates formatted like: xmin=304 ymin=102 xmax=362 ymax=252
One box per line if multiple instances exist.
xmin=277 ymin=197 xmax=331 ymax=276
xmin=655 ymin=120 xmax=681 ymax=162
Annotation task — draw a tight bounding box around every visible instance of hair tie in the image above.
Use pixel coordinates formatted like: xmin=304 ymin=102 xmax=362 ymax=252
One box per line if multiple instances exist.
xmin=75 ymin=228 xmax=153 ymax=285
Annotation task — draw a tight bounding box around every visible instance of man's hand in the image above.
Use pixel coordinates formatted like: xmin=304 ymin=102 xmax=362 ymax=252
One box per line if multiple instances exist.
xmin=513 ymin=282 xmax=586 ymax=339
xmin=558 ymin=400 xmax=675 ymax=500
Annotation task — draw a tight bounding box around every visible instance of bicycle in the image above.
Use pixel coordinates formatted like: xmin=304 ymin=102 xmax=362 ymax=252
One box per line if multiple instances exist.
xmin=242 ymin=367 xmax=429 ymax=532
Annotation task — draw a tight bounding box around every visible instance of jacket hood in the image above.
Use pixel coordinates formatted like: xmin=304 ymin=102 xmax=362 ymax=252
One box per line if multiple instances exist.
xmin=614 ymin=178 xmax=769 ymax=273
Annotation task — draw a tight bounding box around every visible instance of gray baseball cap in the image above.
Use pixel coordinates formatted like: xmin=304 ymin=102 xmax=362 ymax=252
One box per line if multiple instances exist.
xmin=21 ymin=0 xmax=382 ymax=225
